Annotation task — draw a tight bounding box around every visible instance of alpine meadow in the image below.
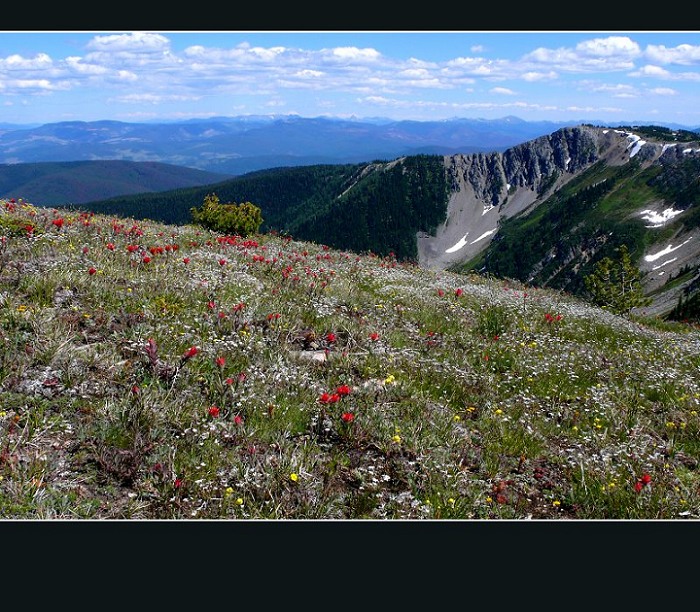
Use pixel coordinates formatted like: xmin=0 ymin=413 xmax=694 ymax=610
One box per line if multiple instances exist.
xmin=1 ymin=183 xmax=699 ymax=518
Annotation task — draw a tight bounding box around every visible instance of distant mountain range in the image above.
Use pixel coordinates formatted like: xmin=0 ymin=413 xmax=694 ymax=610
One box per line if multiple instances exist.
xmin=0 ymin=114 xmax=658 ymax=176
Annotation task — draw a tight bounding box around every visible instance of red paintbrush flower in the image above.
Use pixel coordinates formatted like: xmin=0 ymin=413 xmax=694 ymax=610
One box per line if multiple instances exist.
xmin=182 ymin=346 xmax=198 ymax=361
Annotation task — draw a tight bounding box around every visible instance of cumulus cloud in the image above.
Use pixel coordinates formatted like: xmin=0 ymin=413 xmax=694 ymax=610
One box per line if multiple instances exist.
xmin=645 ymin=43 xmax=700 ymax=65
xmin=631 ymin=64 xmax=672 ymax=78
xmin=575 ymin=36 xmax=641 ymax=58
xmin=524 ymin=36 xmax=640 ymax=72
xmin=1 ymin=53 xmax=54 ymax=70
xmin=330 ymin=47 xmax=381 ymax=61
xmin=2 ymin=31 xmax=699 ymax=123
xmin=86 ymin=31 xmax=171 ymax=53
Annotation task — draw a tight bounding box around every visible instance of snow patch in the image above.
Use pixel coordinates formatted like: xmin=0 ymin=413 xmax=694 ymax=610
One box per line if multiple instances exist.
xmin=612 ymin=129 xmax=646 ymax=158
xmin=639 ymin=207 xmax=683 ymax=228
xmin=470 ymin=229 xmax=496 ymax=245
xmin=626 ymin=133 xmax=646 ymax=158
xmin=644 ymin=237 xmax=693 ymax=262
xmin=652 ymin=257 xmax=677 ymax=271
xmin=445 ymin=233 xmax=469 ymax=253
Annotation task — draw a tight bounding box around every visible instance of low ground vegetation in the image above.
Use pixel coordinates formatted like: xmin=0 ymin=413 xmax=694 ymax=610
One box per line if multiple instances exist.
xmin=1 ymin=197 xmax=699 ymax=519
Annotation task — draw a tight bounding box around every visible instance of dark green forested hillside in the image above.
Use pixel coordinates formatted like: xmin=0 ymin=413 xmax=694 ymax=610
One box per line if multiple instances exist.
xmin=0 ymin=160 xmax=232 ymax=205
xmin=71 ymin=163 xmax=362 ymax=227
xmin=74 ymin=155 xmax=449 ymax=260
xmin=289 ymin=155 xmax=448 ymax=259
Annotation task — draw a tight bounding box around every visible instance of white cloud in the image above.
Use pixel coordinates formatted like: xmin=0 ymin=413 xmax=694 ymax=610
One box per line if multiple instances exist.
xmin=587 ymin=82 xmax=637 ymax=96
xmin=521 ymin=71 xmax=557 ymax=82
xmin=330 ymin=47 xmax=381 ymax=61
xmin=649 ymin=87 xmax=677 ymax=96
xmin=12 ymin=78 xmax=70 ymax=91
xmin=645 ymin=43 xmax=700 ymax=65
xmin=1 ymin=53 xmax=53 ymax=70
xmin=295 ymin=69 xmax=323 ymax=78
xmin=490 ymin=86 xmax=515 ymax=95
xmin=629 ymin=64 xmax=700 ymax=81
xmin=524 ymin=36 xmax=640 ymax=73
xmin=86 ymin=32 xmax=171 ymax=53
xmin=575 ymin=36 xmax=641 ymax=59
xmin=630 ymin=64 xmax=671 ymax=78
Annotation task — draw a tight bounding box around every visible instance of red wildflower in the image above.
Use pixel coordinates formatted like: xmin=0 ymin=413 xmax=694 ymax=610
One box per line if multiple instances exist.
xmin=183 ymin=257 xmax=190 ymax=264
xmin=219 ymin=258 xmax=227 ymax=266
xmin=183 ymin=346 xmax=198 ymax=360
xmin=341 ymin=412 xmax=355 ymax=423
xmin=174 ymin=478 xmax=183 ymax=489
xmin=142 ymin=256 xmax=151 ymax=264
xmin=126 ymin=244 xmax=139 ymax=253
xmin=215 ymin=356 xmax=226 ymax=368
xmin=319 ymin=392 xmax=340 ymax=404
xmin=88 ymin=267 xmax=97 ymax=275
xmin=455 ymin=288 xmax=464 ymax=297
xmin=52 ymin=218 xmax=64 ymax=229
xmin=106 ymin=242 xmax=115 ymax=251
xmin=208 ymin=405 xmax=221 ymax=418
xmin=82 ymin=247 xmax=89 ymax=254
xmin=437 ymin=289 xmax=445 ymax=297
xmin=641 ymin=473 xmax=652 ymax=485
xmin=634 ymin=481 xmax=643 ymax=493
xmin=233 ymin=415 xmax=243 ymax=426
xmin=336 ymin=384 xmax=351 ymax=396
xmin=369 ymin=332 xmax=380 ymax=341
xmin=326 ymin=332 xmax=337 ymax=343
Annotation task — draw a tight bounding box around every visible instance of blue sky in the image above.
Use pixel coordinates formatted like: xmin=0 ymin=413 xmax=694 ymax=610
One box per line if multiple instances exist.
xmin=1 ymin=31 xmax=700 ymax=126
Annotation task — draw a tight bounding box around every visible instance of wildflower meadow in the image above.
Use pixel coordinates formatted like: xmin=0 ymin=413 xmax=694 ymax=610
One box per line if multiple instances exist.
xmin=1 ymin=197 xmax=699 ymax=519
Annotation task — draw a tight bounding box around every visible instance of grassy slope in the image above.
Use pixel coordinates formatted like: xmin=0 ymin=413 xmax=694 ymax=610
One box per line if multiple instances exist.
xmin=1 ymin=198 xmax=700 ymax=519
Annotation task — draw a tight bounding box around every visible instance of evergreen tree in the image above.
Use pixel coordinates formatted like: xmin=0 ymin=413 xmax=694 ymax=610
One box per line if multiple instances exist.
xmin=190 ymin=193 xmax=263 ymax=236
xmin=584 ymin=244 xmax=651 ymax=316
